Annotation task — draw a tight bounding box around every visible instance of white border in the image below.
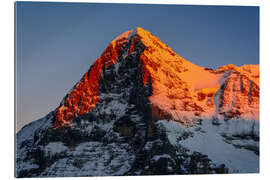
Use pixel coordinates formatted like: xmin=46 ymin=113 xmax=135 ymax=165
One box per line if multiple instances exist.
xmin=1 ymin=0 xmax=270 ymax=180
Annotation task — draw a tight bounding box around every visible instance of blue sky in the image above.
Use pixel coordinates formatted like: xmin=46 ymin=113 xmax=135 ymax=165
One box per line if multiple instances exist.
xmin=16 ymin=2 xmax=259 ymax=131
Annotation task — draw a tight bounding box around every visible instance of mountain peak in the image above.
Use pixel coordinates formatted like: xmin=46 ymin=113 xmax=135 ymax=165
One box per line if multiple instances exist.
xmin=54 ymin=27 xmax=179 ymax=128
xmin=54 ymin=27 xmax=157 ymax=128
xmin=17 ymin=27 xmax=260 ymax=177
xmin=54 ymin=28 xmax=259 ymax=128
xmin=111 ymin=27 xmax=151 ymax=43
xmin=110 ymin=27 xmax=168 ymax=53
xmin=136 ymin=27 xmax=153 ymax=37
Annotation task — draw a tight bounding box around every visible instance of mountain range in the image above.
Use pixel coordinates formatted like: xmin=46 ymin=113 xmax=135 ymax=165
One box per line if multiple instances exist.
xmin=16 ymin=27 xmax=259 ymax=177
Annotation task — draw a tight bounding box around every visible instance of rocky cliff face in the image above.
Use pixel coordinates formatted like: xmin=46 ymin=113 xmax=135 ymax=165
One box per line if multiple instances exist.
xmin=214 ymin=71 xmax=259 ymax=120
xmin=16 ymin=27 xmax=259 ymax=177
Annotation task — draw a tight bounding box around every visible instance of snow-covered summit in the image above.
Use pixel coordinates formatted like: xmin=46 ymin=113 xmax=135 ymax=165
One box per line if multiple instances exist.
xmin=54 ymin=27 xmax=259 ymax=128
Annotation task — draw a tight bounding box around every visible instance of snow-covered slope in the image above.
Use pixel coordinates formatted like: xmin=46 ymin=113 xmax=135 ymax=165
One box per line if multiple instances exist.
xmin=158 ymin=118 xmax=259 ymax=173
xmin=16 ymin=27 xmax=259 ymax=177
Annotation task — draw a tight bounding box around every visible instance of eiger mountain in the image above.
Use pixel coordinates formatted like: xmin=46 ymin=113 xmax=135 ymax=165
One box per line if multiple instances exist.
xmin=16 ymin=27 xmax=259 ymax=177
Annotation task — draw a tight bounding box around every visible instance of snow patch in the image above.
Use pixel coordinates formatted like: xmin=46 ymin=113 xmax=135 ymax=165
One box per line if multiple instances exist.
xmin=157 ymin=119 xmax=259 ymax=173
xmin=44 ymin=142 xmax=68 ymax=158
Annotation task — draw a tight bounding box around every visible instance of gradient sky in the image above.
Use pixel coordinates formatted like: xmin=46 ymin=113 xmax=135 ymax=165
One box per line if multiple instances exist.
xmin=16 ymin=2 xmax=259 ymax=132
